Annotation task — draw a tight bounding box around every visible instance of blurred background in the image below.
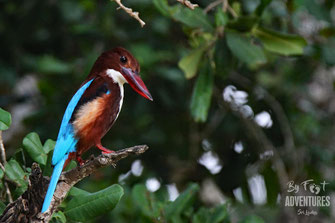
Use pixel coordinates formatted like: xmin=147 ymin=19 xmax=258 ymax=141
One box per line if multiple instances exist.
xmin=1 ymin=0 xmax=335 ymax=222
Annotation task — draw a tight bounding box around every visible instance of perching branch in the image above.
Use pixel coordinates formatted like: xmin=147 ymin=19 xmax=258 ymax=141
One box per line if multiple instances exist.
xmin=112 ymin=0 xmax=146 ymax=27
xmin=0 ymin=145 xmax=149 ymax=223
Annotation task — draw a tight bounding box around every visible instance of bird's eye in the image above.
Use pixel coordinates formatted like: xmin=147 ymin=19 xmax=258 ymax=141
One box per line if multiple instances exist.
xmin=120 ymin=56 xmax=127 ymax=64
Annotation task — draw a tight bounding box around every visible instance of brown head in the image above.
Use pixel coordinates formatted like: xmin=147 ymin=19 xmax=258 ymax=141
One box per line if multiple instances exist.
xmin=88 ymin=47 xmax=152 ymax=101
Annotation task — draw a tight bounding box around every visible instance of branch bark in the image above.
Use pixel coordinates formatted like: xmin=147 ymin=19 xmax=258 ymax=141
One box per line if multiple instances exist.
xmin=176 ymin=0 xmax=198 ymax=10
xmin=0 ymin=145 xmax=149 ymax=223
xmin=113 ymin=0 xmax=146 ymax=27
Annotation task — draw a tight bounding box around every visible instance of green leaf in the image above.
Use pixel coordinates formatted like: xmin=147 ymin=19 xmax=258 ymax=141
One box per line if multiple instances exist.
xmin=253 ymin=27 xmax=307 ymax=56
xmin=214 ymin=38 xmax=231 ymax=76
xmin=153 ymin=0 xmax=213 ymax=32
xmin=171 ymin=7 xmax=213 ymax=32
xmin=43 ymin=139 xmax=56 ymax=154
xmin=208 ymin=204 xmax=229 ymax=223
xmin=153 ymin=0 xmax=170 ymax=17
xmin=43 ymin=149 xmax=53 ymax=176
xmin=226 ymin=30 xmax=267 ymax=67
xmin=65 ymin=184 xmax=123 ymax=222
xmin=37 ymin=55 xmax=71 ymax=75
xmin=303 ymin=0 xmax=330 ymax=22
xmin=179 ymin=46 xmax=206 ymax=79
xmin=4 ymin=159 xmax=27 ymax=187
xmin=0 ymin=168 xmax=3 ymax=179
xmin=132 ymin=184 xmax=161 ymax=218
xmin=239 ymin=215 xmax=265 ymax=223
xmin=215 ymin=9 xmax=228 ymax=27
xmin=23 ymin=132 xmax=47 ymax=165
xmin=255 ymin=0 xmax=272 ymax=16
xmin=50 ymin=211 xmax=67 ymax=223
xmin=165 ymin=183 xmax=199 ymax=218
xmin=0 ymin=108 xmax=11 ymax=130
xmin=227 ymin=16 xmax=259 ymax=32
xmin=192 ymin=208 xmax=209 ymax=223
xmin=68 ymin=187 xmax=91 ymax=197
xmin=190 ymin=64 xmax=213 ymax=122
xmin=0 ymin=201 xmax=6 ymax=215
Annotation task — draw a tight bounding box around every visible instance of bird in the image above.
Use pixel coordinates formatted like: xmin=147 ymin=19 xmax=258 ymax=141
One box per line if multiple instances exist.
xmin=41 ymin=47 xmax=152 ymax=213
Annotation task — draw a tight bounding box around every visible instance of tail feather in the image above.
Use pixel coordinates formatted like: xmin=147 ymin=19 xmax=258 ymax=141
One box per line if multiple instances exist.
xmin=41 ymin=154 xmax=68 ymax=213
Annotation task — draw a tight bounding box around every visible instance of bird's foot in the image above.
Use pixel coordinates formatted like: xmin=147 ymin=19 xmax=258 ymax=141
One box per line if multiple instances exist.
xmin=96 ymin=143 xmax=115 ymax=154
xmin=76 ymin=156 xmax=86 ymax=166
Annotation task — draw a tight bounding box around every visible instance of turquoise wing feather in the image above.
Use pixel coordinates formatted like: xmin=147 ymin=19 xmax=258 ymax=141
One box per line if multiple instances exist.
xmin=42 ymin=79 xmax=93 ymax=213
xmin=52 ymin=79 xmax=94 ymax=165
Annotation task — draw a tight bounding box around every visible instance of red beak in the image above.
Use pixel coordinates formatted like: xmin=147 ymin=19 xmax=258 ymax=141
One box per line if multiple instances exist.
xmin=121 ymin=67 xmax=153 ymax=101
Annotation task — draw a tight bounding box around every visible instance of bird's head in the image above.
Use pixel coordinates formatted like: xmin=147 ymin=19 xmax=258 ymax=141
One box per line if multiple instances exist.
xmin=90 ymin=47 xmax=153 ymax=101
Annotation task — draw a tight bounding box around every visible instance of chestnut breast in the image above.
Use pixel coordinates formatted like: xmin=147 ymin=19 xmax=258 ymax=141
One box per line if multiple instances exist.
xmin=72 ymin=80 xmax=122 ymax=146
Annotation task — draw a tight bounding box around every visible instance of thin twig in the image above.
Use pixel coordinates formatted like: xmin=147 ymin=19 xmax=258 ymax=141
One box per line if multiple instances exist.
xmin=176 ymin=0 xmax=198 ymax=10
xmin=113 ymin=0 xmax=145 ymax=27
xmin=204 ymin=0 xmax=237 ymax=18
xmin=204 ymin=0 xmax=223 ymax=13
xmin=0 ymin=131 xmax=13 ymax=203
xmin=225 ymin=0 xmax=237 ymax=18
xmin=0 ymin=131 xmax=7 ymax=165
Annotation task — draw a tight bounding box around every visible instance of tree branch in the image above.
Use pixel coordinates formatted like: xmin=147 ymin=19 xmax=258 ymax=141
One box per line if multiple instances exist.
xmin=113 ymin=0 xmax=146 ymax=27
xmin=0 ymin=145 xmax=149 ymax=223
xmin=176 ymin=0 xmax=198 ymax=10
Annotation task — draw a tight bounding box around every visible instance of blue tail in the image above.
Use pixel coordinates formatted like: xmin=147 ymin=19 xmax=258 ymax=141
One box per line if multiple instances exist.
xmin=41 ymin=154 xmax=68 ymax=213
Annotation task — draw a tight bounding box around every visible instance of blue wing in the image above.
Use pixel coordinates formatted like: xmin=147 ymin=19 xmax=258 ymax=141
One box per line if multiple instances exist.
xmin=52 ymin=79 xmax=94 ymax=165
xmin=42 ymin=79 xmax=94 ymax=213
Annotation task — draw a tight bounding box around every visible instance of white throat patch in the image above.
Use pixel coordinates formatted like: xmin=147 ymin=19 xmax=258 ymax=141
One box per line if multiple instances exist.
xmin=106 ymin=69 xmax=128 ymax=85
xmin=106 ymin=69 xmax=126 ymax=120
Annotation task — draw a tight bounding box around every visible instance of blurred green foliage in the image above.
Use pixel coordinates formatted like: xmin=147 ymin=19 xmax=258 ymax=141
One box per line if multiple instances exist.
xmin=1 ymin=0 xmax=335 ymax=222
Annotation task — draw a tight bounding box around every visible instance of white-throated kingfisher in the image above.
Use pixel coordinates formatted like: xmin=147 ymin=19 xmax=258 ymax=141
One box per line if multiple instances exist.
xmin=41 ymin=47 xmax=152 ymax=213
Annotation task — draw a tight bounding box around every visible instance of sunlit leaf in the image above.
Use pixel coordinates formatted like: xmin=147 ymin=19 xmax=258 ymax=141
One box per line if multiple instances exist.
xmin=253 ymin=27 xmax=307 ymax=56
xmin=190 ymin=64 xmax=213 ymax=122
xmin=0 ymin=108 xmax=11 ymax=130
xmin=23 ymin=132 xmax=47 ymax=165
xmin=65 ymin=184 xmax=123 ymax=222
xmin=178 ymin=46 xmax=206 ymax=79
xmin=226 ymin=30 xmax=267 ymax=67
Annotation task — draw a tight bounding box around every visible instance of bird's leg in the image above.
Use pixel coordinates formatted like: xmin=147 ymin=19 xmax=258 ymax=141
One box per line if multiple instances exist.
xmin=76 ymin=156 xmax=85 ymax=166
xmin=96 ymin=143 xmax=115 ymax=154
